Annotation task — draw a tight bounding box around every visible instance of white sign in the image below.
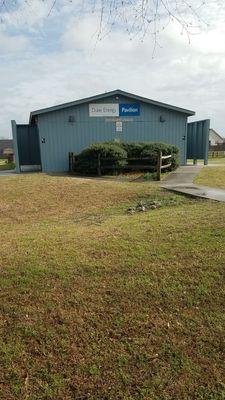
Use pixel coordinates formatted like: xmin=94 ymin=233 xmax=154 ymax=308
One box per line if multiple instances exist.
xmin=116 ymin=121 xmax=123 ymax=132
xmin=89 ymin=103 xmax=119 ymax=117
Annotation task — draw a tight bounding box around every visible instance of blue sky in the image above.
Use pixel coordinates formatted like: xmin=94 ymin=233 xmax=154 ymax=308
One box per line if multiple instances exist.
xmin=0 ymin=0 xmax=225 ymax=138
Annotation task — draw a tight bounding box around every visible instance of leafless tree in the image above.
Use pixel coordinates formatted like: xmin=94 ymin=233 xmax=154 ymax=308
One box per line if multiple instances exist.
xmin=0 ymin=0 xmax=214 ymax=52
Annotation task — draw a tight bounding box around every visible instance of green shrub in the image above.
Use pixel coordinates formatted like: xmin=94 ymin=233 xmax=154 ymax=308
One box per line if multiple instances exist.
xmin=119 ymin=142 xmax=153 ymax=167
xmin=114 ymin=141 xmax=179 ymax=171
xmin=143 ymin=172 xmax=157 ymax=181
xmin=0 ymin=161 xmax=15 ymax=171
xmin=73 ymin=141 xmax=179 ymax=175
xmin=119 ymin=142 xmax=144 ymax=158
xmin=74 ymin=143 xmax=127 ymax=174
xmin=141 ymin=143 xmax=179 ymax=170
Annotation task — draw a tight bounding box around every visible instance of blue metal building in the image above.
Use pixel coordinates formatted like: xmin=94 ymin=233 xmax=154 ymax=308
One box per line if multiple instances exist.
xmin=11 ymin=89 xmax=209 ymax=173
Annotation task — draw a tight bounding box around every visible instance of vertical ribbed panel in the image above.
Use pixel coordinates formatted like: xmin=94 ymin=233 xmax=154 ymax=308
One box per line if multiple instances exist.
xmin=187 ymin=120 xmax=210 ymax=162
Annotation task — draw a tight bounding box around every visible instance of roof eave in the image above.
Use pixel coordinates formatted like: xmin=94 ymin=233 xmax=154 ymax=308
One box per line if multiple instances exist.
xmin=29 ymin=89 xmax=195 ymax=119
xmin=115 ymin=90 xmax=195 ymax=116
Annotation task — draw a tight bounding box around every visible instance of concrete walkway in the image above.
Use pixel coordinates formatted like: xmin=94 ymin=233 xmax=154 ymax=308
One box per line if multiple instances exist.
xmin=0 ymin=169 xmax=17 ymax=176
xmin=161 ymin=165 xmax=225 ymax=202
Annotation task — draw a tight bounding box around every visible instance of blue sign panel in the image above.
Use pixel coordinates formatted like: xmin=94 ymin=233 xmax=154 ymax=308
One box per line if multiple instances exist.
xmin=119 ymin=103 xmax=140 ymax=116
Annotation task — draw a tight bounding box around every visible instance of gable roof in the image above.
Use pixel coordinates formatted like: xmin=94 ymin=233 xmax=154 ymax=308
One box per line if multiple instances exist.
xmin=209 ymin=128 xmax=224 ymax=141
xmin=30 ymin=89 xmax=195 ymax=120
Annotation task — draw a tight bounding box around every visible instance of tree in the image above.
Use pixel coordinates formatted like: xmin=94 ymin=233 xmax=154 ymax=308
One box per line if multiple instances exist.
xmin=93 ymin=0 xmax=208 ymax=42
xmin=0 ymin=0 xmax=213 ymax=49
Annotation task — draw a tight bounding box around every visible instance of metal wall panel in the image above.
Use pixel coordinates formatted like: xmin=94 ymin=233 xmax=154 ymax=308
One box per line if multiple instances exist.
xmin=16 ymin=124 xmax=41 ymax=166
xmin=11 ymin=120 xmax=20 ymax=173
xmin=11 ymin=123 xmax=42 ymax=172
xmin=187 ymin=119 xmax=210 ymax=164
xmin=37 ymin=94 xmax=188 ymax=172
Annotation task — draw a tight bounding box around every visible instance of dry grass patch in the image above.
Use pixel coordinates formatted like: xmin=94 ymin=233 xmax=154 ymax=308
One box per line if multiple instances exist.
xmin=0 ymin=174 xmax=163 ymax=224
xmin=0 ymin=173 xmax=225 ymax=399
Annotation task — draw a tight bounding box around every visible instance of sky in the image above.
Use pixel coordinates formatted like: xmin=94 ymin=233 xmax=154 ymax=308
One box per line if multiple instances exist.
xmin=0 ymin=0 xmax=225 ymax=139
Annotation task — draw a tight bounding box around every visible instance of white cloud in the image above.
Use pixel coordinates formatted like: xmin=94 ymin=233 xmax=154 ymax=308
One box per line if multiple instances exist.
xmin=0 ymin=28 xmax=31 ymax=53
xmin=0 ymin=1 xmax=225 ymax=139
xmin=2 ymin=0 xmax=56 ymax=29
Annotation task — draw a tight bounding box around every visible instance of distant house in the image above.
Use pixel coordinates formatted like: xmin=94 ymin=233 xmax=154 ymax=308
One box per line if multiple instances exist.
xmin=0 ymin=139 xmax=13 ymax=157
xmin=209 ymin=129 xmax=224 ymax=147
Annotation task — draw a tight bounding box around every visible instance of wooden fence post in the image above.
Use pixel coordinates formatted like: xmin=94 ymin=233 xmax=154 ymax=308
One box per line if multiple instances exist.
xmin=69 ymin=152 xmax=76 ymax=172
xmin=157 ymin=151 xmax=162 ymax=181
xmin=97 ymin=153 xmax=101 ymax=176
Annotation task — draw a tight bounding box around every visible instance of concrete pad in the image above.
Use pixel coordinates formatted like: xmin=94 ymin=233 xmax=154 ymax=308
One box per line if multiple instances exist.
xmin=162 ymin=165 xmax=203 ymax=186
xmin=0 ymin=169 xmax=17 ymax=176
xmin=161 ymin=165 xmax=225 ymax=202
xmin=161 ymin=184 xmax=225 ymax=202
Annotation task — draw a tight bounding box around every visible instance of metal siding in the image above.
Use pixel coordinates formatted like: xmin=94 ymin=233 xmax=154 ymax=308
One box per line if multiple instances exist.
xmin=16 ymin=124 xmax=41 ymax=166
xmin=11 ymin=120 xmax=20 ymax=173
xmin=37 ymin=95 xmax=188 ymax=172
xmin=31 ymin=89 xmax=195 ymax=117
xmin=187 ymin=120 xmax=210 ymax=163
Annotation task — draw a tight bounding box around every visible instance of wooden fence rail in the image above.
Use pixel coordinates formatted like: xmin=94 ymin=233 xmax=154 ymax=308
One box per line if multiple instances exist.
xmin=208 ymin=150 xmax=225 ymax=158
xmin=69 ymin=151 xmax=172 ymax=181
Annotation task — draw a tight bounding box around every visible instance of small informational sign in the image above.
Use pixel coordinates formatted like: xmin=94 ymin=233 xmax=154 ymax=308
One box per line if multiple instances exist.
xmin=119 ymin=103 xmax=140 ymax=116
xmin=89 ymin=103 xmax=119 ymax=117
xmin=105 ymin=118 xmax=133 ymax=122
xmin=116 ymin=121 xmax=123 ymax=132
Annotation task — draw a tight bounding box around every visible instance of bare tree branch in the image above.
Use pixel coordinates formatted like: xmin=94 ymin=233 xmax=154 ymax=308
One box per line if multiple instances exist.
xmin=0 ymin=0 xmax=213 ymax=48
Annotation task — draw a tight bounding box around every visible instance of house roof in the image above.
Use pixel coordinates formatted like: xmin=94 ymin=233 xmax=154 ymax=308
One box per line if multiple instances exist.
xmin=0 ymin=139 xmax=13 ymax=150
xmin=30 ymin=89 xmax=195 ymax=119
xmin=209 ymin=128 xmax=224 ymax=141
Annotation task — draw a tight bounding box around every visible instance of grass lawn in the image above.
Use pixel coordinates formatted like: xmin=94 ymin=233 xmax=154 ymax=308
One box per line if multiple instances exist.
xmin=208 ymin=157 xmax=225 ymax=165
xmin=0 ymin=159 xmax=15 ymax=171
xmin=195 ymin=166 xmax=225 ymax=189
xmin=187 ymin=158 xmax=225 ymax=165
xmin=0 ymin=174 xmax=225 ymax=400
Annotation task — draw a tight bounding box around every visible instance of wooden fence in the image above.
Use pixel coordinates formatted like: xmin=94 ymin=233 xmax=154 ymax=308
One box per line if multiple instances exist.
xmin=209 ymin=143 xmax=225 ymax=152
xmin=208 ymin=150 xmax=225 ymax=158
xmin=69 ymin=151 xmax=172 ymax=181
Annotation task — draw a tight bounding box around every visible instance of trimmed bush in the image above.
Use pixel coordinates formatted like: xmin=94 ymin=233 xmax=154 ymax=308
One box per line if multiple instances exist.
xmin=113 ymin=141 xmax=179 ymax=170
xmin=118 ymin=142 xmax=149 ymax=167
xmin=141 ymin=143 xmax=179 ymax=170
xmin=74 ymin=143 xmax=127 ymax=174
xmin=73 ymin=141 xmax=179 ymax=175
xmin=119 ymin=142 xmax=145 ymax=158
